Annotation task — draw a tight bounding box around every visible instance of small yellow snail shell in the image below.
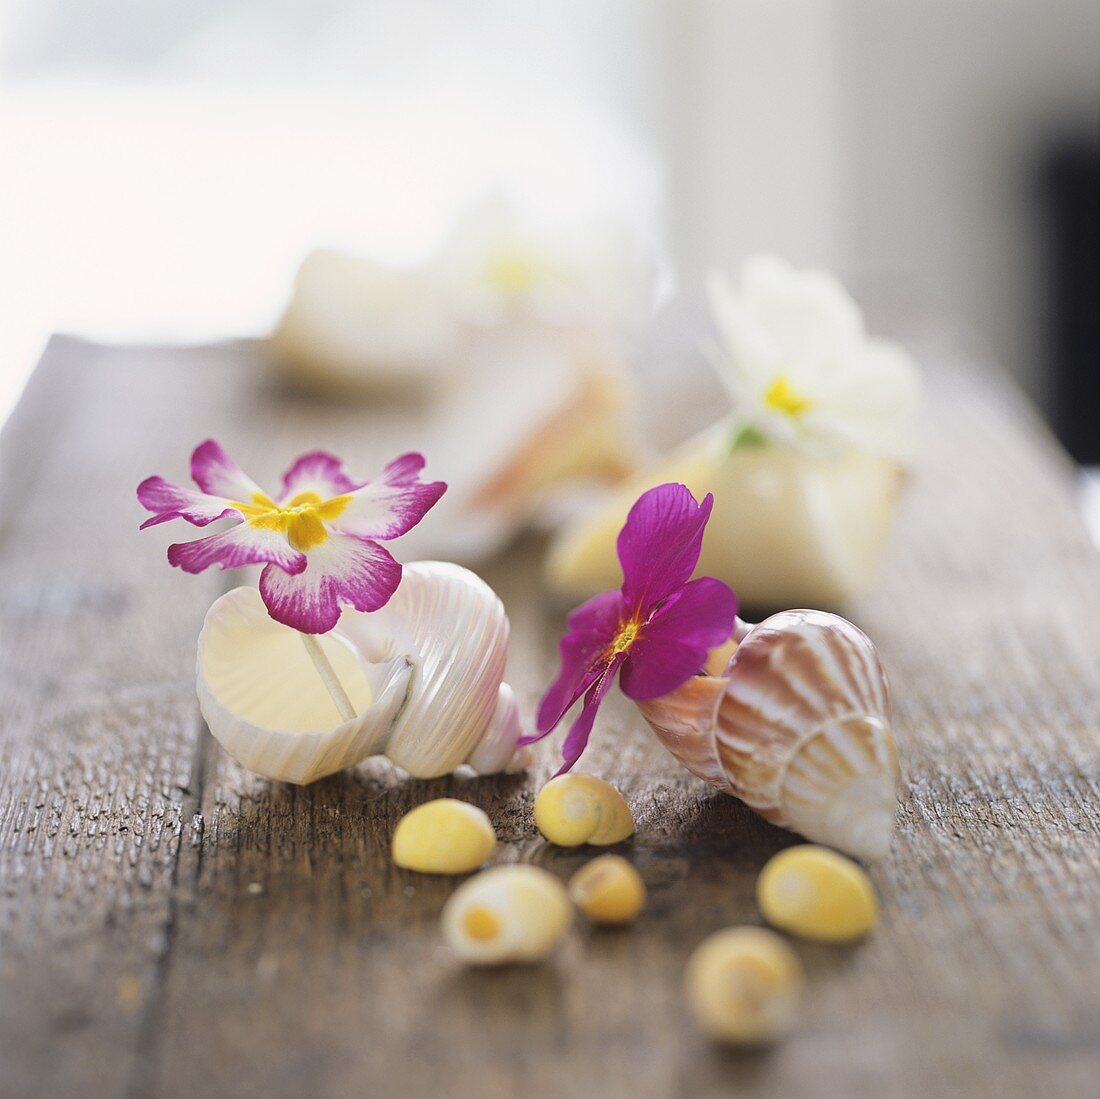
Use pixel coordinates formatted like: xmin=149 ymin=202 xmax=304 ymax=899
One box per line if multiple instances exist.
xmin=391 ymin=799 xmax=497 ymax=875
xmin=757 ymin=845 xmax=879 ymax=942
xmin=441 ymin=865 xmax=572 ymax=965
xmin=635 ymin=610 xmax=900 ymax=861
xmin=685 ymin=927 xmax=804 ymax=1045
xmin=568 ymin=855 xmax=646 ymax=925
xmin=534 ymin=774 xmax=634 ymax=846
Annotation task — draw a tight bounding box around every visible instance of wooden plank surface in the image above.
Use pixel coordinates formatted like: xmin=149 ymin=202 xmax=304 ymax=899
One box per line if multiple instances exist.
xmin=1 ymin=336 xmax=1098 ymax=1099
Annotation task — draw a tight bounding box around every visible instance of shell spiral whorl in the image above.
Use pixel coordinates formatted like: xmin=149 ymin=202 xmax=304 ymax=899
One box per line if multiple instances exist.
xmin=636 ymin=609 xmax=899 ymax=861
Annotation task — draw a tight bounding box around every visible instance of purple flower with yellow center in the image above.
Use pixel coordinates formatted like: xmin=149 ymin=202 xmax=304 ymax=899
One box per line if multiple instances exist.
xmin=525 ymin=482 xmax=738 ymax=773
xmin=138 ymin=440 xmax=446 ymax=634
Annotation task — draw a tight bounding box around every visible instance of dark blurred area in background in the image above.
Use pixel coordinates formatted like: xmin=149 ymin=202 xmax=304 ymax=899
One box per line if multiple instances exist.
xmin=1042 ymin=137 xmax=1099 ymax=464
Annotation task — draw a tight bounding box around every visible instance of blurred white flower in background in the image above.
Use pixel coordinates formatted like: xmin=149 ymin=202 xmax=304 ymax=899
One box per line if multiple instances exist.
xmin=707 ymin=256 xmax=921 ymax=462
xmin=270 ymin=194 xmax=659 ymax=396
xmin=546 ymin=256 xmax=924 ymax=608
xmin=438 ymin=194 xmax=656 ymax=335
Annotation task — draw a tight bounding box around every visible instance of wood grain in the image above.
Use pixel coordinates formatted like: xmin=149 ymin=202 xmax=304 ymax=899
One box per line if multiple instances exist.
xmin=1 ymin=338 xmax=1097 ymax=1099
xmin=0 ymin=340 xmax=250 ymax=1097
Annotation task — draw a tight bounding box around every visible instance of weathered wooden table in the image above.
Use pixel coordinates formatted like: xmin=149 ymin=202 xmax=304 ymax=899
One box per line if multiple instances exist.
xmin=2 ymin=338 xmax=1098 ymax=1099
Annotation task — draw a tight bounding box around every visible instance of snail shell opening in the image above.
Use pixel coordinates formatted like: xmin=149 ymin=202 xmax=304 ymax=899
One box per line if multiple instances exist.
xmin=196 ymin=562 xmax=526 ymax=784
xmin=197 ymin=586 xmax=413 ymax=784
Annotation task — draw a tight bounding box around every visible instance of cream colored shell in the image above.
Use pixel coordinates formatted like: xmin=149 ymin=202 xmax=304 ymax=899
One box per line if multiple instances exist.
xmin=391 ymin=799 xmax=497 ymax=875
xmin=636 ymin=610 xmax=899 ymax=861
xmin=685 ymin=927 xmax=804 ymax=1045
xmin=441 ymin=865 xmax=572 ymax=965
xmin=533 ymin=774 xmax=635 ymax=846
xmin=269 ymin=249 xmax=458 ymax=394
xmin=546 ymin=421 xmax=903 ymax=608
xmin=197 ymin=562 xmax=531 ymax=784
xmin=568 ymin=855 xmax=646 ymax=925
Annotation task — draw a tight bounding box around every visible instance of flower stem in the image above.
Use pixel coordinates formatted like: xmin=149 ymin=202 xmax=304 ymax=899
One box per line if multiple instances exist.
xmin=299 ymin=632 xmax=357 ymax=722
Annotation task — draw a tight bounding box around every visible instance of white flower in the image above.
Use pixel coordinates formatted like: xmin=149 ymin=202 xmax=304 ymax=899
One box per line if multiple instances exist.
xmin=707 ymin=256 xmax=920 ymax=462
xmin=438 ymin=194 xmax=651 ymax=333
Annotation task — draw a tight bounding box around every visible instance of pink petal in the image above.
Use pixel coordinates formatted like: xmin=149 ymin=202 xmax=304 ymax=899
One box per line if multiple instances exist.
xmin=619 ymin=636 xmax=711 ymax=701
xmin=329 ymin=452 xmax=447 ymax=540
xmin=137 ymin=475 xmax=241 ymax=529
xmin=619 ymin=577 xmax=738 ymax=701
xmin=617 ymin=484 xmax=715 ymax=613
xmin=278 ymin=450 xmax=360 ymax=501
xmin=190 ymin=439 xmax=266 ymax=502
xmin=564 ymin=586 xmax=627 ymax=636
xmin=379 ymin=452 xmax=430 ymax=484
xmin=646 ymin=576 xmax=738 ymax=650
xmin=168 ymin=522 xmax=307 ymax=575
xmin=527 ymin=589 xmax=623 ymax=739
xmin=554 ymin=655 xmax=625 ymax=775
xmin=258 ymin=532 xmax=402 ymax=633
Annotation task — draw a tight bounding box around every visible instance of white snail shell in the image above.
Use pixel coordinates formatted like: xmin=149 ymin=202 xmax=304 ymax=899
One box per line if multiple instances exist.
xmin=635 ymin=610 xmax=899 ymax=861
xmin=196 ymin=561 xmax=532 ymax=784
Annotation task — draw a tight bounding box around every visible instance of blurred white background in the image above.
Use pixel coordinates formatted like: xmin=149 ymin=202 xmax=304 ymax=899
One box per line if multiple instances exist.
xmin=2 ymin=0 xmax=1098 ymax=435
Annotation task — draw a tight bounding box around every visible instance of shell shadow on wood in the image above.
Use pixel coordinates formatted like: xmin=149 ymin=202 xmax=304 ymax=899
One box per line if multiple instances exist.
xmin=635 ymin=609 xmax=900 ymax=861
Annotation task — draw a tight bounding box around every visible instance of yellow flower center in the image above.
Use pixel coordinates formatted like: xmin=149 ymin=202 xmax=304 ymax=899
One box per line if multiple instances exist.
xmin=485 ymin=249 xmax=541 ymax=294
xmin=232 ymin=491 xmax=351 ymax=552
xmin=608 ymin=618 xmax=643 ymax=658
xmin=763 ymin=374 xmax=813 ymax=418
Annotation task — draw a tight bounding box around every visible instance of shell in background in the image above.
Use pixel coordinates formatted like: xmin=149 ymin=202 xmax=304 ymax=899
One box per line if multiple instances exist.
xmin=396 ymin=333 xmax=641 ymax=567
xmin=197 ymin=562 xmax=529 ymax=784
xmin=545 ymin=421 xmax=904 ymax=610
xmin=269 ymin=249 xmax=458 ymax=394
xmin=635 ymin=609 xmax=899 ymax=861
xmin=267 ymin=240 xmax=645 ymax=568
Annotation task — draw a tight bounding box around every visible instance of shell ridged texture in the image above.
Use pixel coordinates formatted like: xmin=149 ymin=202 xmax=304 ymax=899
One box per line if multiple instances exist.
xmin=636 ymin=609 xmax=900 ymax=860
xmin=714 ymin=609 xmax=892 ymax=819
xmin=633 ymin=674 xmax=730 ymax=789
xmin=196 ymin=562 xmax=520 ymax=784
xmin=196 ymin=588 xmax=412 ymax=784
xmin=339 ymin=561 xmax=509 ymax=778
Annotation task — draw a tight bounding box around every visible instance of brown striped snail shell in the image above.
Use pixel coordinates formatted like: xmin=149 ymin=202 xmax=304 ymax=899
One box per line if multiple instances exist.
xmin=634 ymin=610 xmax=899 ymax=861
